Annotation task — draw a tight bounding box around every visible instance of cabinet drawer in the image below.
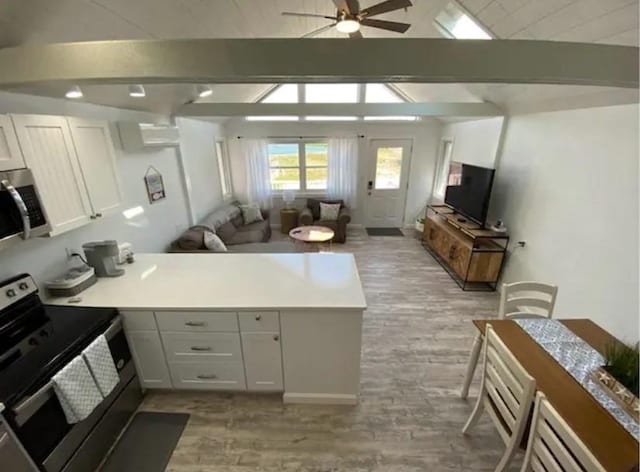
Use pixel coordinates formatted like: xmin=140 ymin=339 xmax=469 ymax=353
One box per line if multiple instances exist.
xmin=238 ymin=311 xmax=280 ymax=332
xmin=120 ymin=310 xmax=157 ymax=331
xmin=161 ymin=332 xmax=242 ymax=362
xmin=168 ymin=361 xmax=246 ymax=390
xmin=155 ymin=311 xmax=238 ymax=332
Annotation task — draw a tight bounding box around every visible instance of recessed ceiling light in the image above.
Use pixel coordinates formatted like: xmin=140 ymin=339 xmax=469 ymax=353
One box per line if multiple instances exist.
xmin=65 ymin=85 xmax=83 ymax=99
xmin=336 ymin=19 xmax=360 ymax=34
xmin=128 ymin=84 xmax=146 ymax=98
xmin=196 ymin=85 xmax=213 ymax=98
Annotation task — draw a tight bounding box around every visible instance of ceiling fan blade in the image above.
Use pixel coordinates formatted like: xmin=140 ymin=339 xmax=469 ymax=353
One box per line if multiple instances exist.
xmin=349 ymin=30 xmax=363 ymax=38
xmin=360 ymin=0 xmax=413 ymax=18
xmin=282 ymin=12 xmax=335 ymax=19
xmin=360 ymin=18 xmax=411 ymax=33
xmin=345 ymin=0 xmax=361 ymax=14
xmin=302 ymin=23 xmax=337 ymax=38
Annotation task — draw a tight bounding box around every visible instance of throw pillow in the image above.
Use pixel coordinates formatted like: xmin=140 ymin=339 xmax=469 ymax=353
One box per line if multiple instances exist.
xmin=203 ymin=231 xmax=227 ymax=252
xmin=320 ymin=202 xmax=341 ymax=221
xmin=240 ymin=203 xmax=264 ymax=225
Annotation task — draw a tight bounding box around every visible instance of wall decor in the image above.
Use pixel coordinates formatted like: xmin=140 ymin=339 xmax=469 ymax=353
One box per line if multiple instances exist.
xmin=144 ymin=166 xmax=166 ymax=204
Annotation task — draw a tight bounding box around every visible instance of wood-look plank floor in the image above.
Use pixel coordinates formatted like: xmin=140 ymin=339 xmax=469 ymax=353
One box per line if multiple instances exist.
xmin=141 ymin=229 xmax=506 ymax=471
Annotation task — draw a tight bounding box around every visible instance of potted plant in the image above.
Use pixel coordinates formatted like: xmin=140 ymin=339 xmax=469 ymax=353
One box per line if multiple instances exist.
xmin=592 ymin=341 xmax=639 ymax=420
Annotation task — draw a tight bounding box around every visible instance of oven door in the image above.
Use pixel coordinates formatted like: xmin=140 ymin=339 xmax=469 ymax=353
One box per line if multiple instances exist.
xmin=0 ymin=169 xmax=50 ymax=251
xmin=9 ymin=317 xmax=139 ymax=472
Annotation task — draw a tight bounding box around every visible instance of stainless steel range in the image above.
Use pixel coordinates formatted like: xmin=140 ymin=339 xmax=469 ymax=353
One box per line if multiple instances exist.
xmin=0 ymin=274 xmax=142 ymax=472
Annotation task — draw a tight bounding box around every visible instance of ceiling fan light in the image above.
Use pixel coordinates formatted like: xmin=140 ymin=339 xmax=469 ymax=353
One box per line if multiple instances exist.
xmin=336 ymin=19 xmax=360 ymax=34
xmin=196 ymin=85 xmax=213 ymax=98
xmin=128 ymin=84 xmax=146 ymax=98
xmin=65 ymin=85 xmax=83 ymax=99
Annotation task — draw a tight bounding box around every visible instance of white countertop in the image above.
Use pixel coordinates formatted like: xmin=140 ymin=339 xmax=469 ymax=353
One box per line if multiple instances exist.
xmin=47 ymin=253 xmax=367 ymax=311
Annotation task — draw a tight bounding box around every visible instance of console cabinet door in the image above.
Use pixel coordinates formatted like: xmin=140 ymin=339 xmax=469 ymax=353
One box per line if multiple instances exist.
xmin=0 ymin=115 xmax=24 ymax=171
xmin=241 ymin=332 xmax=283 ymax=391
xmin=126 ymin=330 xmax=172 ymax=389
xmin=11 ymin=114 xmax=93 ymax=236
xmin=67 ymin=118 xmax=122 ymax=217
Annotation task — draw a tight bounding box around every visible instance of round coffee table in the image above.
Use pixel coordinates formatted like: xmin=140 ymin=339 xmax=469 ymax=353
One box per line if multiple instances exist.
xmin=289 ymin=225 xmax=335 ymax=251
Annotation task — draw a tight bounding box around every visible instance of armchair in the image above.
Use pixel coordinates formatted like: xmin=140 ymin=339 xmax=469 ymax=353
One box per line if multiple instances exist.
xmin=299 ymin=198 xmax=351 ymax=243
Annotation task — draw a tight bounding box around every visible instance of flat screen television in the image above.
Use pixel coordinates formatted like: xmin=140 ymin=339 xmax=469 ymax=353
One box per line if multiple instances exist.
xmin=444 ymin=162 xmax=495 ymax=226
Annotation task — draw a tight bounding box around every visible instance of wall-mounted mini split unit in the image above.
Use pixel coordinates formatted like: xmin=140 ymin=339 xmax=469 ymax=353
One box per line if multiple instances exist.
xmin=118 ymin=122 xmax=180 ymax=150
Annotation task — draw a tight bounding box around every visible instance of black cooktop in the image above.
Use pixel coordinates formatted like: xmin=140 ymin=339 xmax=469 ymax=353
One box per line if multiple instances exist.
xmin=0 ymin=301 xmax=117 ymax=409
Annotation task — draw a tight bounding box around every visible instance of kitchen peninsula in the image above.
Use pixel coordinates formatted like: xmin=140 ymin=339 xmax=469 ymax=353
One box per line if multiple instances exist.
xmin=49 ymin=253 xmax=367 ymax=405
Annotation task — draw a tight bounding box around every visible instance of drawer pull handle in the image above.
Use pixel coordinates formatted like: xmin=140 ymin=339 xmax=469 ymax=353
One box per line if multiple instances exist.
xmin=255 ymin=314 xmax=262 ymax=321
xmin=273 ymin=335 xmax=279 ymax=341
xmin=197 ymin=374 xmax=218 ymax=380
xmin=185 ymin=321 xmax=206 ymax=327
xmin=190 ymin=346 xmax=212 ymax=352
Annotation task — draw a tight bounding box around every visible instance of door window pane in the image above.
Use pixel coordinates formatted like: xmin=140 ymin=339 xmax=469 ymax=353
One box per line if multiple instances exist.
xmin=270 ymin=168 xmax=301 ymax=190
xmin=268 ymin=143 xmax=299 ymax=167
xmin=375 ymin=147 xmax=403 ymax=189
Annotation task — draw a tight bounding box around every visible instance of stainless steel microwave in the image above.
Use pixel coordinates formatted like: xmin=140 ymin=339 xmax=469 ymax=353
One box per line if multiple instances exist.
xmin=0 ymin=169 xmax=50 ymax=250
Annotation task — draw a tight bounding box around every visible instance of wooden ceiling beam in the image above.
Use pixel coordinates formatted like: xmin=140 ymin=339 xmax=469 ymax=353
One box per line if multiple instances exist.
xmin=0 ymin=39 xmax=637 ymax=88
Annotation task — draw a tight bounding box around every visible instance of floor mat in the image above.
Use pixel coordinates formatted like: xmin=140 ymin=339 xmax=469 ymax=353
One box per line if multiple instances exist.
xmin=366 ymin=227 xmax=404 ymax=237
xmin=101 ymin=412 xmax=189 ymax=472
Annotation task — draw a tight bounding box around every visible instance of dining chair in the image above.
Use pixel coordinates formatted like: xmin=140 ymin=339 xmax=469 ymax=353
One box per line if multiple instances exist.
xmin=460 ymin=281 xmax=558 ymax=399
xmin=462 ymin=324 xmax=536 ymax=472
xmin=521 ymin=392 xmax=605 ymax=472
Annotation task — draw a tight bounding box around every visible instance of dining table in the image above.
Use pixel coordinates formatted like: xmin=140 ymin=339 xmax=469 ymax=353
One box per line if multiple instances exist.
xmin=472 ymin=318 xmax=639 ymax=472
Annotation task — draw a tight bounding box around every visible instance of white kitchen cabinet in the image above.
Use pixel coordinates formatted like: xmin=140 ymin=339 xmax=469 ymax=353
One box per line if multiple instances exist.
xmin=126 ymin=330 xmax=172 ymax=389
xmin=0 ymin=115 xmax=24 ymax=171
xmin=11 ymin=114 xmax=93 ymax=236
xmin=241 ymin=332 xmax=283 ymax=391
xmin=67 ymin=118 xmax=122 ymax=217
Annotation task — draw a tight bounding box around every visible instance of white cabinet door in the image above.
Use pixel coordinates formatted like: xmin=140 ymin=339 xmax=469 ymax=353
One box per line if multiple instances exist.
xmin=0 ymin=115 xmax=24 ymax=171
xmin=67 ymin=118 xmax=122 ymax=216
xmin=241 ymin=332 xmax=283 ymax=391
xmin=11 ymin=114 xmax=93 ymax=236
xmin=126 ymin=330 xmax=172 ymax=389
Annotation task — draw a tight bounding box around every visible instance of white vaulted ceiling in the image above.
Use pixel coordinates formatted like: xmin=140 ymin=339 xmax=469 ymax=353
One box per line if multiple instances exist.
xmin=0 ymin=0 xmax=637 ymax=114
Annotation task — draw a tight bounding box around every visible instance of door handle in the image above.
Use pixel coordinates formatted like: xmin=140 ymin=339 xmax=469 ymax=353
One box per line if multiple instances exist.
xmin=190 ymin=346 xmax=212 ymax=351
xmin=1 ymin=179 xmax=31 ymax=239
xmin=196 ymin=374 xmax=218 ymax=380
xmin=185 ymin=321 xmax=206 ymax=327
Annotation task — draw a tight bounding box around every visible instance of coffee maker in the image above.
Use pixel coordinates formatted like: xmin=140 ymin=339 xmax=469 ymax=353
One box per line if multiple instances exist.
xmin=82 ymin=240 xmax=125 ymax=277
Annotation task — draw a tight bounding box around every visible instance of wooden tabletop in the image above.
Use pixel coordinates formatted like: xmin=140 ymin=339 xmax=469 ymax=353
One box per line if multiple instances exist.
xmin=473 ymin=319 xmax=639 ymax=472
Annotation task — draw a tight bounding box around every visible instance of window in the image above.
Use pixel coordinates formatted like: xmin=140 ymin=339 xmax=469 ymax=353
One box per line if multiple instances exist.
xmin=215 ymin=140 xmax=233 ymax=200
xmin=267 ymin=141 xmax=328 ymax=192
xmin=245 ymin=116 xmax=299 ymax=121
xmin=433 ymin=138 xmax=454 ymax=199
xmin=305 ymin=84 xmax=359 ymax=103
xmin=364 ymin=116 xmax=418 ymax=121
xmin=365 ymin=84 xmax=403 ymax=103
xmin=260 ymin=83 xmax=298 ymax=103
xmin=434 ymin=2 xmax=493 ymax=40
xmin=374 ymin=147 xmax=404 ymax=189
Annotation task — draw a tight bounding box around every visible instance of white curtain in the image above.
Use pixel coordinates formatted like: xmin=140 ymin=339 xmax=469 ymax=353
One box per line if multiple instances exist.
xmin=243 ymin=139 xmax=272 ymax=209
xmin=327 ymin=138 xmax=359 ymax=209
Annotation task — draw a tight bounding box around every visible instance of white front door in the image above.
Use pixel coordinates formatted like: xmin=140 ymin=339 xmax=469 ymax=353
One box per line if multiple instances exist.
xmin=364 ymin=139 xmax=412 ymax=228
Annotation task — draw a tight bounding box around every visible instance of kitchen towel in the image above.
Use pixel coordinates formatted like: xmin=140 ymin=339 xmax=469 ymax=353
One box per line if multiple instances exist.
xmin=82 ymin=335 xmax=120 ymax=398
xmin=52 ymin=356 xmax=103 ymax=424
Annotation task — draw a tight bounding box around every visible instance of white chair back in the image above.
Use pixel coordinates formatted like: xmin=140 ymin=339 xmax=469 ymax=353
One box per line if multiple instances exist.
xmin=499 ymin=281 xmax=558 ymax=319
xmin=521 ymin=392 xmax=605 ymax=472
xmin=462 ymin=324 xmax=536 ymax=471
xmin=480 ymin=324 xmax=536 ymax=444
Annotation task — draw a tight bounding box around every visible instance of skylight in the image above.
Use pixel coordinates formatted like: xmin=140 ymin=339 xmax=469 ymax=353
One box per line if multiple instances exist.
xmin=261 ymin=83 xmax=298 ymax=103
xmin=365 ymin=84 xmax=403 ymax=103
xmin=245 ymin=116 xmax=299 ymax=121
xmin=434 ymin=2 xmax=492 ymax=40
xmin=304 ymin=116 xmax=359 ymax=121
xmin=364 ymin=116 xmax=418 ymax=121
xmin=305 ymin=84 xmax=359 ymax=103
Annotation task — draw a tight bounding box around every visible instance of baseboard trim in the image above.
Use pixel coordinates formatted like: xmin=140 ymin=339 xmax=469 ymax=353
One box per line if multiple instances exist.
xmin=283 ymin=393 xmax=359 ymax=405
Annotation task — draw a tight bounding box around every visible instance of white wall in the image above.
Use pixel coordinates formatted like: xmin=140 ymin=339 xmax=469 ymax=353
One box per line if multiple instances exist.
xmin=0 ymin=92 xmax=209 ymax=286
xmin=176 ymin=117 xmax=225 ymax=222
xmin=441 ymin=117 xmax=504 ymax=168
xmin=489 ymin=104 xmax=639 ymax=342
xmin=224 ymin=119 xmax=442 ymax=226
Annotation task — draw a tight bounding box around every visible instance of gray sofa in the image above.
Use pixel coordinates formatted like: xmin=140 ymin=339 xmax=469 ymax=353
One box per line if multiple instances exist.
xmin=169 ymin=202 xmax=271 ymax=253
xmin=300 ymin=198 xmax=351 ymax=243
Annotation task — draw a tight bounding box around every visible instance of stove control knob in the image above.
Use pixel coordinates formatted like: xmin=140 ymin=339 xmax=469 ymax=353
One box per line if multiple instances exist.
xmin=18 ymin=283 xmax=29 ymax=291
xmin=28 ymin=338 xmax=39 ymax=346
xmin=6 ymin=289 xmax=16 ymax=298
xmin=39 ymin=329 xmax=50 ymax=338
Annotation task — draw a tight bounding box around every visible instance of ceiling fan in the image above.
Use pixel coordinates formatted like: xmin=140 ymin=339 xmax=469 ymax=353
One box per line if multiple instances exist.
xmin=282 ymin=0 xmax=413 ymax=38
